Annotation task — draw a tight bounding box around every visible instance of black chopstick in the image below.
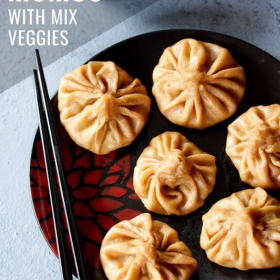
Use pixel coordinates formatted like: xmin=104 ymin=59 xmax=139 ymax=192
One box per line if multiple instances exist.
xmin=33 ymin=70 xmax=73 ymax=280
xmin=33 ymin=49 xmax=90 ymax=280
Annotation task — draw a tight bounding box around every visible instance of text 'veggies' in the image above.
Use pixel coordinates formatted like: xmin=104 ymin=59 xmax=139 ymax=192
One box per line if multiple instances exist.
xmin=8 ymin=0 xmax=101 ymax=46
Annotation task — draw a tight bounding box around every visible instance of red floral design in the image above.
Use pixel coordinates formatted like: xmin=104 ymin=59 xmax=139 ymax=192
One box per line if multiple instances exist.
xmin=99 ymin=175 xmax=120 ymax=186
xmin=30 ymin=123 xmax=143 ymax=279
xmin=113 ymin=209 xmax=142 ymax=221
xmin=73 ymin=154 xmax=91 ymax=169
xmin=128 ymin=193 xmax=139 ymax=200
xmin=74 ymin=202 xmax=95 ymax=218
xmin=73 ymin=187 xmax=99 ymax=200
xmin=84 ymin=170 xmax=102 ymax=185
xmin=94 ymin=151 xmax=116 ymax=167
xmin=101 ymin=187 xmax=127 ymax=197
xmin=126 ymin=177 xmax=134 ymax=190
xmin=97 ymin=215 xmax=117 ymax=230
xmin=90 ymin=198 xmax=124 ymax=212
xmin=67 ymin=171 xmax=81 ymax=189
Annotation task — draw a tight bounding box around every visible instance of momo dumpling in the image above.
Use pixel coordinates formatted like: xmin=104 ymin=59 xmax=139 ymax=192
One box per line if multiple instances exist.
xmin=200 ymin=188 xmax=280 ymax=270
xmin=134 ymin=132 xmax=217 ymax=215
xmin=58 ymin=61 xmax=151 ymax=155
xmin=226 ymin=104 xmax=280 ymax=189
xmin=152 ymin=39 xmax=246 ymax=129
xmin=100 ymin=213 xmax=197 ymax=280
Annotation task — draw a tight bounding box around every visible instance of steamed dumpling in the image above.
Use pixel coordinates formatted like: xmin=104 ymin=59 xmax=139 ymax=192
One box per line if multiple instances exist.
xmin=152 ymin=39 xmax=246 ymax=129
xmin=134 ymin=132 xmax=217 ymax=215
xmin=226 ymin=104 xmax=280 ymax=189
xmin=200 ymin=188 xmax=280 ymax=270
xmin=100 ymin=213 xmax=197 ymax=280
xmin=58 ymin=61 xmax=151 ymax=155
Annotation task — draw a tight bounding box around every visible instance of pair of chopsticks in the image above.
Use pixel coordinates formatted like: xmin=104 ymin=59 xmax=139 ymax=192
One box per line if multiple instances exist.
xmin=33 ymin=50 xmax=90 ymax=280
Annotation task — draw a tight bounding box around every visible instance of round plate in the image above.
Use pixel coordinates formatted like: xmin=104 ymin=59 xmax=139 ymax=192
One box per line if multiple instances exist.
xmin=30 ymin=29 xmax=280 ymax=280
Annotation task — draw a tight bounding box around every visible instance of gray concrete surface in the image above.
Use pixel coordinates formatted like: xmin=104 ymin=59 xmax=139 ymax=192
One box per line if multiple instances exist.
xmin=1 ymin=0 xmax=280 ymax=279
xmin=1 ymin=0 xmax=158 ymax=93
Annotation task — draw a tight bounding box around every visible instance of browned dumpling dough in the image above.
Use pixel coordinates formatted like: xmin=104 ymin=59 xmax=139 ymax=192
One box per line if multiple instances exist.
xmin=226 ymin=104 xmax=280 ymax=189
xmin=134 ymin=132 xmax=217 ymax=215
xmin=152 ymin=39 xmax=246 ymax=129
xmin=58 ymin=61 xmax=151 ymax=155
xmin=100 ymin=213 xmax=197 ymax=280
xmin=200 ymin=188 xmax=280 ymax=270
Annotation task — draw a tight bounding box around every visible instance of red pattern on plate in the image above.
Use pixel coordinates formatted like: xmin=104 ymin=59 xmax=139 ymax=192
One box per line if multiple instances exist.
xmin=33 ymin=198 xmax=51 ymax=221
xmin=99 ymin=175 xmax=120 ymax=186
xmin=67 ymin=171 xmax=81 ymax=189
xmin=73 ymin=187 xmax=99 ymax=200
xmin=31 ymin=186 xmax=49 ymax=200
xmin=90 ymin=198 xmax=124 ymax=212
xmin=108 ymin=154 xmax=130 ymax=183
xmin=84 ymin=241 xmax=100 ymax=269
xmin=113 ymin=209 xmax=142 ymax=221
xmin=74 ymin=201 xmax=95 ymax=218
xmin=76 ymin=220 xmax=103 ymax=243
xmin=94 ymin=151 xmax=116 ymax=167
xmin=36 ymin=140 xmax=46 ymax=169
xmin=30 ymin=125 xmax=144 ymax=277
xmin=73 ymin=154 xmax=91 ymax=169
xmin=60 ymin=144 xmax=72 ymax=172
xmin=126 ymin=177 xmax=134 ymax=190
xmin=101 ymin=187 xmax=127 ymax=197
xmin=97 ymin=215 xmax=117 ymax=230
xmin=84 ymin=170 xmax=102 ymax=185
xmin=31 ymin=159 xmax=38 ymax=167
xmin=57 ymin=122 xmax=71 ymax=145
xmin=128 ymin=193 xmax=140 ymax=200
xmin=31 ymin=168 xmax=48 ymax=188
xmin=40 ymin=218 xmax=56 ymax=244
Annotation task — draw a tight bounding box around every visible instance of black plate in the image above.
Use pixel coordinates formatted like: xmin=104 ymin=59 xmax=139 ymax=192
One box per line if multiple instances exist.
xmin=30 ymin=29 xmax=280 ymax=280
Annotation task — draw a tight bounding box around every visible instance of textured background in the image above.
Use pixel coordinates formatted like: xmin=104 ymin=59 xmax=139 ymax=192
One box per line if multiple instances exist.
xmin=1 ymin=0 xmax=280 ymax=279
xmin=1 ymin=0 xmax=158 ymax=92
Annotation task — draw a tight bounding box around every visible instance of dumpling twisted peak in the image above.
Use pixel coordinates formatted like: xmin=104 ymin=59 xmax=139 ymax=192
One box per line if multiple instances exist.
xmin=100 ymin=213 xmax=197 ymax=280
xmin=58 ymin=61 xmax=151 ymax=155
xmin=134 ymin=132 xmax=217 ymax=216
xmin=226 ymin=104 xmax=280 ymax=189
xmin=152 ymin=39 xmax=246 ymax=129
xmin=200 ymin=188 xmax=280 ymax=270
xmin=156 ymin=150 xmax=193 ymax=189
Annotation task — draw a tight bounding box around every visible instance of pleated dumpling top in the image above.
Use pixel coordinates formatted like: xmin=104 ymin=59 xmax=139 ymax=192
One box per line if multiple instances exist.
xmin=100 ymin=213 xmax=197 ymax=280
xmin=134 ymin=132 xmax=216 ymax=215
xmin=152 ymin=39 xmax=246 ymax=129
xmin=58 ymin=61 xmax=151 ymax=155
xmin=226 ymin=104 xmax=280 ymax=189
xmin=200 ymin=188 xmax=280 ymax=270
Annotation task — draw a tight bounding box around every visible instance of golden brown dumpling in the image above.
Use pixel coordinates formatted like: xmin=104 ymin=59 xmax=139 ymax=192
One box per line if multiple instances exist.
xmin=200 ymin=188 xmax=280 ymax=270
xmin=100 ymin=213 xmax=197 ymax=280
xmin=152 ymin=39 xmax=246 ymax=129
xmin=134 ymin=132 xmax=216 ymax=215
xmin=58 ymin=61 xmax=151 ymax=155
xmin=226 ymin=104 xmax=280 ymax=189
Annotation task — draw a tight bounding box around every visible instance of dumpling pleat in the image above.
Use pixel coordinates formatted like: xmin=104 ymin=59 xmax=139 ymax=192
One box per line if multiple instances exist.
xmin=162 ymin=48 xmax=180 ymax=71
xmin=206 ymin=47 xmax=237 ymax=75
xmin=101 ymin=214 xmax=197 ymax=280
xmin=203 ymin=84 xmax=236 ymax=114
xmin=134 ymin=132 xmax=216 ymax=216
xmin=226 ymin=105 xmax=280 ymax=188
xmin=201 ymin=188 xmax=280 ymax=270
xmin=152 ymin=39 xmax=246 ymax=129
xmin=205 ymin=77 xmax=245 ymax=103
xmin=185 ymin=39 xmax=207 ymax=71
xmin=58 ymin=61 xmax=150 ymax=154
